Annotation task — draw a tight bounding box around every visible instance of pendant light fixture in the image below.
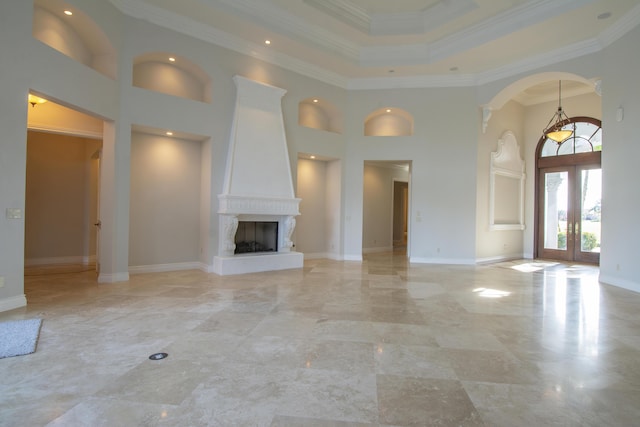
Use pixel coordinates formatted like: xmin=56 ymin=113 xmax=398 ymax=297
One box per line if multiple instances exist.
xmin=543 ymin=80 xmax=573 ymax=143
xmin=28 ymin=94 xmax=47 ymax=108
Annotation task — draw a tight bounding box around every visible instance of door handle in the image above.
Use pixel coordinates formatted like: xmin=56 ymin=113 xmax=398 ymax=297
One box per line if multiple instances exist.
xmin=94 ymin=220 xmax=102 ymax=229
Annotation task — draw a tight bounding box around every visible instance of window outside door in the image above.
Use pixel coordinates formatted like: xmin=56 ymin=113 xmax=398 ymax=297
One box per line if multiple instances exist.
xmin=535 ymin=116 xmax=602 ymax=264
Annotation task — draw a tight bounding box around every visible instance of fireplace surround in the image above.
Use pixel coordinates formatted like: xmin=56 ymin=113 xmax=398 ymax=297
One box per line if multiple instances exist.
xmin=212 ymin=76 xmax=303 ymax=275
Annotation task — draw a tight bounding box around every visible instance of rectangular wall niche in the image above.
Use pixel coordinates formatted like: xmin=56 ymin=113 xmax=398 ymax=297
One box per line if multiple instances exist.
xmin=489 ymin=130 xmax=525 ymax=231
xmin=235 ymin=221 xmax=278 ymax=254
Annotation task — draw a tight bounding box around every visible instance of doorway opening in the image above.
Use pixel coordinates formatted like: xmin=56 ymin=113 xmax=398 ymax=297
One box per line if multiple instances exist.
xmin=362 ymin=161 xmax=411 ymax=258
xmin=25 ymin=95 xmax=104 ymax=278
xmin=535 ymin=117 xmax=602 ymax=264
xmin=393 ymin=180 xmax=409 ymax=248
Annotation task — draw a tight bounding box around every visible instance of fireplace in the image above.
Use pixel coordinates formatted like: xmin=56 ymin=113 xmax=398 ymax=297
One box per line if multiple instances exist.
xmin=235 ymin=221 xmax=278 ymax=254
xmin=212 ymin=76 xmax=303 ymax=275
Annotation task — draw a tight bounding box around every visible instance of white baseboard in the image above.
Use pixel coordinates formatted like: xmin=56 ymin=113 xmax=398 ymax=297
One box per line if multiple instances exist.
xmin=302 ymin=252 xmax=329 ymax=260
xmin=410 ymin=257 xmax=476 ymax=265
xmin=343 ymin=254 xmax=363 ymax=261
xmin=128 ymin=262 xmax=203 ymax=275
xmin=25 ymin=255 xmax=94 ymax=267
xmin=0 ymin=294 xmax=27 ymax=313
xmin=362 ymin=246 xmax=393 ymax=254
xmin=599 ymin=274 xmax=640 ymax=293
xmin=97 ymin=272 xmax=130 ymax=283
xmin=475 ymin=253 xmax=524 ymax=264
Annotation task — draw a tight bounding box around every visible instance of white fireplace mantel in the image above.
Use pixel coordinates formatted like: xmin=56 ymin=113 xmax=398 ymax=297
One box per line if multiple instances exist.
xmin=213 ymin=76 xmax=303 ymax=275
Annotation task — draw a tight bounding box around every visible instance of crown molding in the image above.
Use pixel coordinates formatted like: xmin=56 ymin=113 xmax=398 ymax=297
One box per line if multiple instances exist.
xmin=597 ymin=2 xmax=640 ymax=47
xmin=475 ymin=38 xmax=603 ymax=86
xmin=303 ymin=0 xmax=370 ymax=34
xmin=348 ymin=73 xmax=477 ymax=90
xmin=213 ymin=0 xmax=360 ymax=60
xmin=109 ymin=0 xmax=349 ymax=88
xmin=359 ymin=0 xmax=595 ymax=68
xmin=110 ymin=0 xmax=640 ymax=91
xmin=371 ymin=0 xmax=476 ymax=36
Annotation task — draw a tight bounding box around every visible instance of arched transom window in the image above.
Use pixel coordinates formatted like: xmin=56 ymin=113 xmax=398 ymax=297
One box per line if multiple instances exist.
xmin=540 ymin=116 xmax=602 ymax=157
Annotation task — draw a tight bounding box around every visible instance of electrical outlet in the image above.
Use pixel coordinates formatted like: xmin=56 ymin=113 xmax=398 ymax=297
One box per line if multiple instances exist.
xmin=0 ymin=276 xmax=5 ymax=288
xmin=6 ymin=208 xmax=22 ymax=219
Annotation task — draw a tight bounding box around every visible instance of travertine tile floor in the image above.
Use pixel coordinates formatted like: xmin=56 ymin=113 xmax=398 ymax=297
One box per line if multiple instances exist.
xmin=2 ymin=253 xmax=640 ymax=426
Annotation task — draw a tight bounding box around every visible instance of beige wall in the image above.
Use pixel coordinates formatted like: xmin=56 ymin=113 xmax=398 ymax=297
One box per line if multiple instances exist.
xmin=25 ymin=131 xmax=101 ymax=264
xmin=128 ymin=132 xmax=203 ymax=267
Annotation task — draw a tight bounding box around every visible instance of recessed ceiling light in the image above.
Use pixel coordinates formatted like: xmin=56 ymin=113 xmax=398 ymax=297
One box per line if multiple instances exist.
xmin=449 ymin=66 xmax=459 ymax=72
xmin=64 ymin=10 xmax=73 ymax=16
xmin=388 ymin=69 xmax=395 ymax=73
xmin=313 ymin=99 xmax=318 ymax=103
xmin=168 ymin=57 xmax=176 ymax=62
xmin=265 ymin=40 xmax=271 ymax=45
xmin=386 ymin=109 xmax=391 ymax=113
xmin=310 ymin=155 xmax=316 ymax=159
xmin=166 ymin=131 xmax=173 ymax=136
xmin=597 ymin=12 xmax=611 ymax=20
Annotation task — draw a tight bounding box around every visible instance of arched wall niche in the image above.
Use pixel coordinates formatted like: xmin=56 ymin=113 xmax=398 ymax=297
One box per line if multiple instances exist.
xmin=298 ymin=98 xmax=343 ymax=134
xmin=364 ymin=107 xmax=414 ymax=137
xmin=133 ymin=53 xmax=212 ymax=103
xmin=32 ymin=1 xmax=117 ymax=79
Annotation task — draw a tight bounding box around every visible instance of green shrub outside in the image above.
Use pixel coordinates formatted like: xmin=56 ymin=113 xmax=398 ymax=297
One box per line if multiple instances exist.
xmin=556 ymin=231 xmax=598 ymax=251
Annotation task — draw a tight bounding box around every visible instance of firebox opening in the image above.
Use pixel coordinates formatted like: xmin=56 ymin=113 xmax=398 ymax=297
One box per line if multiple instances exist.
xmin=235 ymin=221 xmax=278 ymax=254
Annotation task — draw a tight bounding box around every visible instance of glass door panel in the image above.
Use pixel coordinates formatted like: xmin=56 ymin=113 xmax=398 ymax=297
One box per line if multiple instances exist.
xmin=542 ymin=170 xmax=571 ymax=259
xmin=539 ymin=166 xmax=601 ymax=264
xmin=576 ymin=167 xmax=601 ymax=263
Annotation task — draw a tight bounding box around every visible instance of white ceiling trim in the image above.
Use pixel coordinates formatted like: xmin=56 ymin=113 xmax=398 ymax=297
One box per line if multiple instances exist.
xmin=212 ymin=0 xmax=360 ymax=60
xmin=302 ymin=0 xmax=370 ymax=34
xmin=110 ymin=0 xmax=640 ymax=90
xmin=358 ymin=0 xmax=597 ymax=67
xmin=109 ymin=0 xmax=349 ymax=87
xmin=598 ymin=2 xmax=640 ymax=46
xmin=370 ymin=0 xmax=477 ymax=37
xmin=348 ymin=73 xmax=477 ymax=90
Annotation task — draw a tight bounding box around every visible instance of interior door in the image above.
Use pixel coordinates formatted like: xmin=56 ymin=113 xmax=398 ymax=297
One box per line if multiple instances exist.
xmin=539 ymin=165 xmax=601 ymax=263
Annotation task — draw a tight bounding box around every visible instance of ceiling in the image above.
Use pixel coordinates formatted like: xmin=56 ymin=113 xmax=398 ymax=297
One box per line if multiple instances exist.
xmin=110 ymin=0 xmax=640 ymax=91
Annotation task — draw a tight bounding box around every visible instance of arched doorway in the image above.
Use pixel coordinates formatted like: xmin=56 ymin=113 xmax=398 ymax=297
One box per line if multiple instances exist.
xmin=535 ymin=117 xmax=602 ymax=263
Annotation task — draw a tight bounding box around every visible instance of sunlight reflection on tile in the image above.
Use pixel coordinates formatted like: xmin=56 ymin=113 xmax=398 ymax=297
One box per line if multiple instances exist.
xmin=1 ymin=256 xmax=638 ymax=426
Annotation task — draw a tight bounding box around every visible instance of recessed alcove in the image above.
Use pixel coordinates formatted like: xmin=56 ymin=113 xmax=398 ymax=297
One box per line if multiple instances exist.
xmin=364 ymin=108 xmax=414 ymax=136
xmin=298 ymin=98 xmax=343 ymax=134
xmin=133 ymin=53 xmax=211 ymax=103
xmin=32 ymin=1 xmax=116 ymax=79
xmin=128 ymin=125 xmax=211 ymax=272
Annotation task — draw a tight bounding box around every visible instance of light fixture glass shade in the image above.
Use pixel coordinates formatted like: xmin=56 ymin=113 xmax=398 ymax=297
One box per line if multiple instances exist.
xmin=28 ymin=94 xmax=47 ymax=106
xmin=545 ymin=129 xmax=573 ymax=143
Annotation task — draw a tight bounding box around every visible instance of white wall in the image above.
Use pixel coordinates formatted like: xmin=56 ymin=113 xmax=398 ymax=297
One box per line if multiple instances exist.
xmin=296 ymin=158 xmax=343 ymax=259
xmin=362 ymin=163 xmax=409 ymax=253
xmin=133 ymin=61 xmax=205 ymax=102
xmin=476 ymin=100 xmax=526 ymax=261
xmin=296 ymin=158 xmax=328 ymax=256
xmin=129 ymin=132 xmax=202 ymax=268
xmin=344 ymin=87 xmax=479 ymax=264
xmin=600 ymin=24 xmax=640 ymax=292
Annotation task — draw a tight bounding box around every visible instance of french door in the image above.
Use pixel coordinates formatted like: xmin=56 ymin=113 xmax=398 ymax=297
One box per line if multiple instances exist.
xmin=538 ymin=164 xmax=601 ymax=263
